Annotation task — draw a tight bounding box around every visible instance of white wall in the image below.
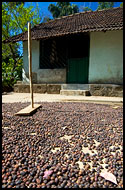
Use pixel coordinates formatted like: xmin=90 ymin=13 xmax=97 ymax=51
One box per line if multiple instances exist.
xmin=89 ymin=30 xmax=123 ymax=84
xmin=23 ymin=40 xmax=40 ymax=72
xmin=37 ymin=69 xmax=66 ymax=83
xmin=23 ymin=30 xmax=123 ymax=84
xmin=23 ymin=40 xmax=66 ymax=83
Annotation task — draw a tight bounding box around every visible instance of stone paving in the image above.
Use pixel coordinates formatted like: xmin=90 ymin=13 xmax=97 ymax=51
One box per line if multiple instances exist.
xmin=2 ymin=92 xmax=123 ymax=104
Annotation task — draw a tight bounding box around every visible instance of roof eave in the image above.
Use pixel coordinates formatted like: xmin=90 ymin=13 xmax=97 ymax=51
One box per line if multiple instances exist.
xmin=3 ymin=27 xmax=123 ymax=43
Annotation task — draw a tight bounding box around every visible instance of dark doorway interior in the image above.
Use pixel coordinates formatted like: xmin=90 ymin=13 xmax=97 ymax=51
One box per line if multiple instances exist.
xmin=66 ymin=33 xmax=90 ymax=84
xmin=67 ymin=33 xmax=89 ymax=59
xmin=39 ymin=33 xmax=90 ymax=83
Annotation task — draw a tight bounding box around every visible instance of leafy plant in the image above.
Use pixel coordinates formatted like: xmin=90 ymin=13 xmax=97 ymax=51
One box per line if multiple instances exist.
xmin=48 ymin=2 xmax=79 ymax=19
xmin=120 ymin=2 xmax=123 ymax=7
xmin=79 ymin=5 xmax=92 ymax=12
xmin=97 ymin=2 xmax=115 ymax=10
xmin=2 ymin=2 xmax=43 ymax=92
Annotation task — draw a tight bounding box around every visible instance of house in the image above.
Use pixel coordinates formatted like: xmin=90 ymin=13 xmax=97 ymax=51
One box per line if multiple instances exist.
xmin=4 ymin=7 xmax=123 ymax=96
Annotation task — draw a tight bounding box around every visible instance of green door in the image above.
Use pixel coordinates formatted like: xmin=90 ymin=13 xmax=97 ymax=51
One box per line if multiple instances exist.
xmin=67 ymin=58 xmax=89 ymax=84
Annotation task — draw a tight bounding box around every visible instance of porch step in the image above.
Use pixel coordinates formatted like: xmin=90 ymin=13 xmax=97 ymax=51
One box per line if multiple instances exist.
xmin=60 ymin=90 xmax=90 ymax=96
xmin=14 ymin=83 xmax=61 ymax=94
xmin=61 ymin=84 xmax=89 ymax=90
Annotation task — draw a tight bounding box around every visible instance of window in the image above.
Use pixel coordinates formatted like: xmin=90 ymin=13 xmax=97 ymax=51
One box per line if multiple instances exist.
xmin=39 ymin=33 xmax=90 ymax=69
xmin=40 ymin=38 xmax=67 ymax=69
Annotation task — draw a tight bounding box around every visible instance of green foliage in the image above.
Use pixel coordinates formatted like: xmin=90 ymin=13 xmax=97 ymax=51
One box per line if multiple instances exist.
xmin=42 ymin=16 xmax=52 ymax=23
xmin=2 ymin=2 xmax=43 ymax=35
xmin=97 ymin=2 xmax=114 ymax=10
xmin=120 ymin=2 xmax=123 ymax=7
xmin=2 ymin=2 xmax=43 ymax=92
xmin=80 ymin=6 xmax=92 ymax=12
xmin=2 ymin=58 xmax=23 ymax=90
xmin=48 ymin=2 xmax=79 ymax=18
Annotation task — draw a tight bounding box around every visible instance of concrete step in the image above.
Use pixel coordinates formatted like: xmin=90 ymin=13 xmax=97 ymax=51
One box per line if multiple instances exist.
xmin=61 ymin=84 xmax=89 ymax=90
xmin=16 ymin=80 xmax=23 ymax=84
xmin=14 ymin=84 xmax=61 ymax=94
xmin=60 ymin=90 xmax=90 ymax=96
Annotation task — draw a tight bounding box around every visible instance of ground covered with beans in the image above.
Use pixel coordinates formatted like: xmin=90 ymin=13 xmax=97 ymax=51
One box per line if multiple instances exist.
xmin=2 ymin=102 xmax=123 ymax=188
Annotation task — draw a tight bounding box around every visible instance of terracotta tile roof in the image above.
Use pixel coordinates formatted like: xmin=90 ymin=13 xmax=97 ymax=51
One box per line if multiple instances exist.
xmin=3 ymin=7 xmax=123 ymax=43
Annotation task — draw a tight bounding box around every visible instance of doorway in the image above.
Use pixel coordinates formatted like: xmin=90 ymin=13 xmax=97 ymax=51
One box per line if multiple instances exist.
xmin=66 ymin=33 xmax=90 ymax=84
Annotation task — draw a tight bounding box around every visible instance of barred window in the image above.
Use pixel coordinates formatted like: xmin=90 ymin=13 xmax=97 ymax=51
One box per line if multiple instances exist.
xmin=40 ymin=38 xmax=67 ymax=69
xmin=39 ymin=33 xmax=89 ymax=69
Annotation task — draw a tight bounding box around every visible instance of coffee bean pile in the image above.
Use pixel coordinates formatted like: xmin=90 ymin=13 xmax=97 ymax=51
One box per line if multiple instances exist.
xmin=2 ymin=102 xmax=123 ymax=188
